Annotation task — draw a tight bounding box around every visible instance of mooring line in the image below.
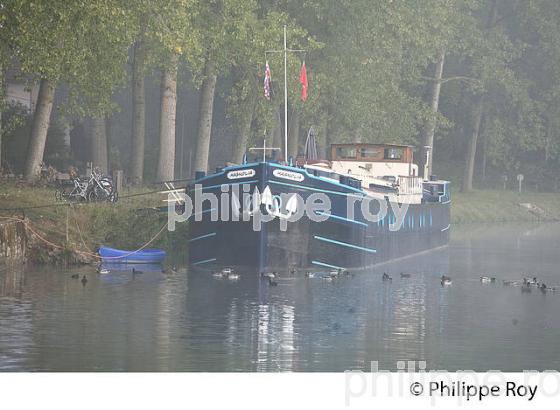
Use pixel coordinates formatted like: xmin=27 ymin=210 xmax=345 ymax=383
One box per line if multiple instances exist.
xmin=0 ymin=215 xmax=169 ymax=261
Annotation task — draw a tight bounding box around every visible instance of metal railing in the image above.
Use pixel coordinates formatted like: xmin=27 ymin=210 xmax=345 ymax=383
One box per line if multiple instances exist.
xmin=397 ymin=176 xmax=423 ymax=196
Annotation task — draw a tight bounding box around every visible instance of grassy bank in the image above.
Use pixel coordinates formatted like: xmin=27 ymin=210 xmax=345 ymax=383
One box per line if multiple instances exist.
xmin=451 ymin=190 xmax=560 ymax=224
xmin=0 ymin=182 xmax=188 ymax=265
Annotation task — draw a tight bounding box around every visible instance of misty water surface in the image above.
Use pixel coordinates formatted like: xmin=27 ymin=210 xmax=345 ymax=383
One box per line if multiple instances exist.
xmin=1 ymin=223 xmax=560 ymax=371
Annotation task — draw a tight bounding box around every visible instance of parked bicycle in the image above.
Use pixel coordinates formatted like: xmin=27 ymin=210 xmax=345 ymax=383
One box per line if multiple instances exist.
xmin=55 ymin=167 xmax=117 ymax=203
xmin=86 ymin=168 xmax=118 ymax=202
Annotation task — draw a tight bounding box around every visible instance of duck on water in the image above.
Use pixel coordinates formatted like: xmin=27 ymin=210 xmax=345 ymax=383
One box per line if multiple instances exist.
xmin=261 ymin=272 xmax=278 ymax=279
xmin=441 ymin=275 xmax=452 ymax=286
xmin=213 ymin=267 xmax=240 ymax=280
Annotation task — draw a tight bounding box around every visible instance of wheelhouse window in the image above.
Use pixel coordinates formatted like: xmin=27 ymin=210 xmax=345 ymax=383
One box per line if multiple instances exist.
xmin=384 ymin=147 xmax=404 ymax=160
xmin=360 ymin=147 xmax=381 ymax=159
xmin=336 ymin=146 xmax=357 ymax=160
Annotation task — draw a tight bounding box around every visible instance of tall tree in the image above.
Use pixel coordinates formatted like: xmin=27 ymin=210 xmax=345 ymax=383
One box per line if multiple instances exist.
xmin=137 ymin=0 xmax=200 ymax=182
xmin=24 ymin=80 xmax=56 ymax=178
xmin=0 ymin=66 xmax=4 ymax=170
xmin=5 ymin=0 xmax=135 ymax=180
xmin=462 ymin=95 xmax=484 ymax=191
xmin=156 ymin=55 xmax=179 ymax=182
xmin=0 ymin=8 xmax=13 ymax=171
xmin=193 ymin=60 xmax=218 ymax=173
xmin=130 ymin=35 xmax=147 ymax=184
xmin=461 ymin=0 xmax=501 ymax=192
xmin=191 ymin=0 xmax=259 ymax=173
xmin=419 ymin=49 xmax=445 ymax=177
xmin=91 ymin=116 xmax=108 ymax=174
xmin=230 ymin=88 xmax=257 ymax=164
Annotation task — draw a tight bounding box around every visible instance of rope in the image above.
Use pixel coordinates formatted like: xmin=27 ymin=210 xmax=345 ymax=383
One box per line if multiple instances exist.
xmin=87 ymin=221 xmax=169 ymax=260
xmin=0 ymin=215 xmax=66 ymax=250
xmin=0 ymin=215 xmax=169 ymax=261
xmin=26 ymin=220 xmax=69 ymax=250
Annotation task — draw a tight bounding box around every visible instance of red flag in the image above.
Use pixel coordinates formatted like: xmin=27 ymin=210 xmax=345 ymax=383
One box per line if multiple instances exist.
xmin=299 ymin=61 xmax=308 ymax=102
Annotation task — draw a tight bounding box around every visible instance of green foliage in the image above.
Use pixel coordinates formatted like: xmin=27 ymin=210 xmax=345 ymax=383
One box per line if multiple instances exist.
xmin=3 ymin=0 xmax=136 ymax=116
xmin=284 ymin=0 xmax=477 ymax=144
xmin=134 ymin=0 xmax=201 ymax=73
xmin=3 ymin=0 xmax=560 ymax=189
xmin=225 ymin=11 xmax=316 ymax=144
xmin=1 ymin=104 xmax=69 ymax=173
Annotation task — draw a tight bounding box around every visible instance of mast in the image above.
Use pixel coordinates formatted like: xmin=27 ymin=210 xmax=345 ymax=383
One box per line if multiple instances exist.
xmin=283 ymin=25 xmax=288 ymax=161
xmin=265 ymin=26 xmax=305 ymax=162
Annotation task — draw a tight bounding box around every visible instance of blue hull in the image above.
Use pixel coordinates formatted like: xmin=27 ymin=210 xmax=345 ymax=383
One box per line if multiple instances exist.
xmin=187 ymin=162 xmax=450 ymax=273
xmin=99 ymin=246 xmax=166 ymax=264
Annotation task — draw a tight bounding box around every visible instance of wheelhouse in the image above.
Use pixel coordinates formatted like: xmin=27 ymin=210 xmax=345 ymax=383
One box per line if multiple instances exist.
xmin=330 ymin=143 xmax=414 ymax=164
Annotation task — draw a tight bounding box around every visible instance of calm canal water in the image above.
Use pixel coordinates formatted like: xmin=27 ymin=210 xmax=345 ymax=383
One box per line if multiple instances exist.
xmin=1 ymin=223 xmax=560 ymax=372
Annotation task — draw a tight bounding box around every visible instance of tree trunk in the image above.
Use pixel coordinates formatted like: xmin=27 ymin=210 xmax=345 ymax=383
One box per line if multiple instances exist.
xmin=462 ymin=95 xmax=484 ymax=192
xmin=24 ymin=79 xmax=55 ymax=180
xmin=193 ymin=60 xmax=217 ymax=173
xmin=0 ymin=106 xmax=2 ymax=172
xmin=130 ymin=39 xmax=146 ymax=185
xmin=231 ymin=96 xmax=256 ymax=164
xmin=288 ymin=109 xmax=300 ymax=160
xmin=106 ymin=115 xmax=115 ymax=170
xmin=322 ymin=105 xmax=333 ymax=159
xmin=61 ymin=118 xmax=72 ymax=147
xmin=481 ymin=130 xmax=488 ymax=183
xmin=544 ymin=117 xmax=552 ymax=162
xmin=156 ymin=58 xmax=178 ymax=182
xmin=0 ymin=65 xmax=3 ymax=171
xmin=91 ymin=116 xmax=108 ymax=174
xmin=461 ymin=0 xmax=497 ymax=192
xmin=272 ymin=107 xmax=282 ymax=160
xmin=420 ymin=49 xmax=445 ymax=178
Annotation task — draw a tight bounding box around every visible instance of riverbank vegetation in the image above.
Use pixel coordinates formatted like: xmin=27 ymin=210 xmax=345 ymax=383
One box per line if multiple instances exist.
xmin=0 ymin=182 xmax=187 ymax=265
xmin=451 ymin=190 xmax=560 ymax=224
xmin=1 ymin=1 xmax=560 ymax=193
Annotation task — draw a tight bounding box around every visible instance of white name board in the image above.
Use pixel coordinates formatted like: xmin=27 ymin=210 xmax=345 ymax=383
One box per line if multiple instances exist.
xmin=227 ymin=169 xmax=256 ymax=180
xmin=273 ymin=169 xmax=305 ymax=182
